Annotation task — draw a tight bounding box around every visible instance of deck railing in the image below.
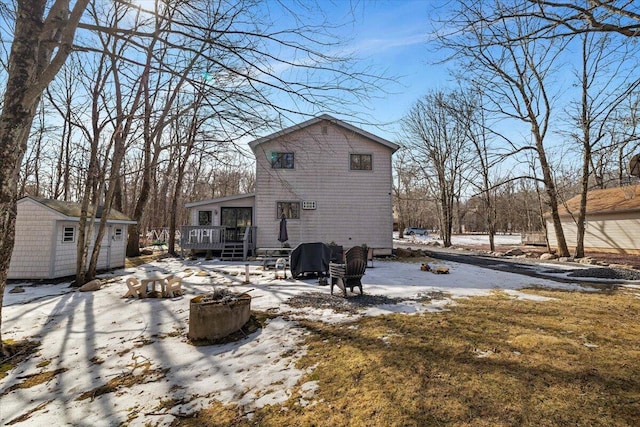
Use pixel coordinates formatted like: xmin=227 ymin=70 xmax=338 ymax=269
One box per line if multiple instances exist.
xmin=180 ymin=225 xmax=257 ymax=258
xmin=180 ymin=226 xmax=227 ymax=250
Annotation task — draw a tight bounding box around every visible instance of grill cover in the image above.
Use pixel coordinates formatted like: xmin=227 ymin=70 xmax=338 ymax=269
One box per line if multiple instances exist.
xmin=290 ymin=242 xmax=331 ymax=279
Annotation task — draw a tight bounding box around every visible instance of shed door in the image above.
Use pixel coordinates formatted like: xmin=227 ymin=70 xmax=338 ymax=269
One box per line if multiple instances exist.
xmin=221 ymin=207 xmax=252 ymax=241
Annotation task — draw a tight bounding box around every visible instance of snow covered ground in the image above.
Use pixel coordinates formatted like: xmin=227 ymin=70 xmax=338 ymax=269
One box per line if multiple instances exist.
xmin=395 ymin=232 xmax=523 ymax=247
xmin=0 ymin=248 xmax=629 ymax=426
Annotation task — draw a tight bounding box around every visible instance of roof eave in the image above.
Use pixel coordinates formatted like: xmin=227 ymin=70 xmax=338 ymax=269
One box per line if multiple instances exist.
xmin=185 ymin=193 xmax=256 ymax=209
xmin=248 ymin=114 xmax=400 ymax=152
xmin=56 ymin=217 xmax=137 ymax=224
xmin=20 ymin=196 xmax=136 ymax=222
xmin=551 ymin=207 xmax=640 ymax=218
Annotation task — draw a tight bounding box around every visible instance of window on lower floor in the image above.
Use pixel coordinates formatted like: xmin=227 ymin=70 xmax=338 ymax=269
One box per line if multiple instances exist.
xmin=350 ymin=153 xmax=372 ymax=170
xmin=277 ymin=201 xmax=300 ymax=219
xmin=62 ymin=226 xmax=75 ymax=243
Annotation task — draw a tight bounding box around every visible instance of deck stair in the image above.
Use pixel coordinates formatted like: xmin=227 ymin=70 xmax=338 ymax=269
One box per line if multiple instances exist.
xmin=221 ymin=243 xmax=244 ymax=261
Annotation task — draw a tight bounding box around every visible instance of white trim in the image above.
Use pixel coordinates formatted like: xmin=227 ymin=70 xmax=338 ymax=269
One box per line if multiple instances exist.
xmin=113 ymin=227 xmax=124 ymax=241
xmin=62 ymin=226 xmax=76 ymax=243
xmin=185 ymin=193 xmax=256 ymax=209
xmin=349 ymin=152 xmax=373 ymax=171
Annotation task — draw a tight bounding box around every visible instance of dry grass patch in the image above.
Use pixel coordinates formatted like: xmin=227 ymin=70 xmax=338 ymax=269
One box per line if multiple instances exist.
xmin=125 ymin=252 xmax=168 ymax=268
xmin=1 ymin=367 xmax=68 ymax=396
xmin=180 ymin=287 xmax=640 ymax=426
xmin=1 ymin=339 xmax=40 ymax=380
xmin=171 ymin=401 xmax=251 ymax=427
xmin=76 ymin=367 xmax=169 ymax=401
xmin=4 ymin=399 xmax=54 ymax=425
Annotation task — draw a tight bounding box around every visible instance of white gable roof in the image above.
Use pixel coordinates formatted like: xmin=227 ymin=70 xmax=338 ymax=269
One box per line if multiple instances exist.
xmin=248 ymin=114 xmax=399 ymax=152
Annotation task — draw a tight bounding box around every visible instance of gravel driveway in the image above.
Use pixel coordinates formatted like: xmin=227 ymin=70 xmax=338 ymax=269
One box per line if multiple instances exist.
xmin=395 ymin=241 xmax=640 ymax=284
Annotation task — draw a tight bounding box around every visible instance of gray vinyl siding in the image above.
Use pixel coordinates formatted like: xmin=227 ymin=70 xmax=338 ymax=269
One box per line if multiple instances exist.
xmin=189 ymin=197 xmax=255 ymax=226
xmin=51 ymin=223 xmax=127 ymax=277
xmin=254 ymin=120 xmax=394 ymax=251
xmin=108 ymin=225 xmax=128 ymax=269
xmin=8 ymin=201 xmax=56 ymax=279
xmin=52 ymin=221 xmax=80 ymax=277
xmin=547 ymin=211 xmax=640 ymax=254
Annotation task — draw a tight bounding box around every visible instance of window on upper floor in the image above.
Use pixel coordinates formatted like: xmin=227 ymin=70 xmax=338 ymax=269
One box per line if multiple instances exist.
xmin=277 ymin=201 xmax=300 ymax=219
xmin=350 ymin=153 xmax=372 ymax=171
xmin=271 ymin=152 xmax=295 ymax=169
xmin=62 ymin=226 xmax=76 ymax=243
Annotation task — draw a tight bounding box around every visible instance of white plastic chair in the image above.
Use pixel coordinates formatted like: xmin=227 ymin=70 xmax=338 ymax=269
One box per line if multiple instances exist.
xmin=122 ymin=277 xmax=142 ymax=298
xmin=165 ymin=271 xmax=193 ymax=297
xmin=274 ymin=257 xmax=287 ymax=279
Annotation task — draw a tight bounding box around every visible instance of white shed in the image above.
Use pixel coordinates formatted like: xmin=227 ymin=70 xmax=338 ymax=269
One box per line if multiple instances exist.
xmin=8 ymin=196 xmax=136 ymax=279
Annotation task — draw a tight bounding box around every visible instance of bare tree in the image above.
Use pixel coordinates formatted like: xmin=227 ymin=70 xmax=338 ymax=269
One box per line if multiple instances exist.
xmin=19 ymin=103 xmax=49 ymax=196
xmin=450 ymin=88 xmax=501 ymax=251
xmin=440 ymin=1 xmax=571 ymax=256
xmin=45 ymin=58 xmax=84 ymax=201
xmin=403 ymin=90 xmax=472 ymax=247
xmin=525 ymin=1 xmax=640 ymax=38
xmin=165 ymin=88 xmax=208 ymax=255
xmin=564 ymin=30 xmax=640 ymax=257
xmin=392 ymin=148 xmax=426 ymax=237
xmin=70 ymin=0 xmax=145 ymax=285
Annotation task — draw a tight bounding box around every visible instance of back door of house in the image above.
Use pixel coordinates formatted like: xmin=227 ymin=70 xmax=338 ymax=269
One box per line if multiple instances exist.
xmin=220 ymin=207 xmax=252 ymax=241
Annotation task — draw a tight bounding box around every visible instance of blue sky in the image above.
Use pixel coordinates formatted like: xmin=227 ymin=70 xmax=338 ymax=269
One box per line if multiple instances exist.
xmin=272 ymin=0 xmax=452 ymax=143
xmin=338 ymin=0 xmax=448 ymax=141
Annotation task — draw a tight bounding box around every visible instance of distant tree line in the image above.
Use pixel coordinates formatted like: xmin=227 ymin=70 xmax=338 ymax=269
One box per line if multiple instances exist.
xmin=395 ymin=0 xmax=640 ymax=255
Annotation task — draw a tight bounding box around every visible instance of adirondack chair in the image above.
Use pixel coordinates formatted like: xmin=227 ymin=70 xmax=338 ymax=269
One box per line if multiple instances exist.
xmin=329 ymin=246 xmax=367 ymax=296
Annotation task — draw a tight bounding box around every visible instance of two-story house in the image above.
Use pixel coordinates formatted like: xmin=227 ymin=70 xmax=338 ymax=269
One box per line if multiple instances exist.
xmin=182 ymin=114 xmax=399 ymax=259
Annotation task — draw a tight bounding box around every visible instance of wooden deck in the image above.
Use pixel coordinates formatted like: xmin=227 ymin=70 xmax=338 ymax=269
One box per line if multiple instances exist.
xmin=180 ymin=226 xmax=257 ymax=260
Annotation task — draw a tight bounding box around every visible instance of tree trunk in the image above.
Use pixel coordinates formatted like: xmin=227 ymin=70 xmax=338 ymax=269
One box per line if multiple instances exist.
xmin=0 ymin=0 xmax=89 ymax=353
xmin=534 ymin=128 xmax=570 ymax=257
xmin=126 ymin=145 xmax=160 ymax=257
xmin=575 ymin=151 xmax=589 ymax=258
xmin=126 ymin=84 xmax=153 ymax=258
xmin=87 ymin=133 xmax=128 ymax=280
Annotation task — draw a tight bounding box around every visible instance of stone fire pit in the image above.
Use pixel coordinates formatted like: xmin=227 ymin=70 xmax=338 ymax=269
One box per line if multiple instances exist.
xmin=188 ymin=289 xmax=252 ymax=342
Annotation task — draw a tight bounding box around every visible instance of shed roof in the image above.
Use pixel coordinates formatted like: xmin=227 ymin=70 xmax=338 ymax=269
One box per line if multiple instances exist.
xmin=21 ymin=196 xmax=135 ymax=222
xmin=248 ymin=114 xmax=400 ymax=152
xmin=559 ymin=185 xmax=640 ymax=216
